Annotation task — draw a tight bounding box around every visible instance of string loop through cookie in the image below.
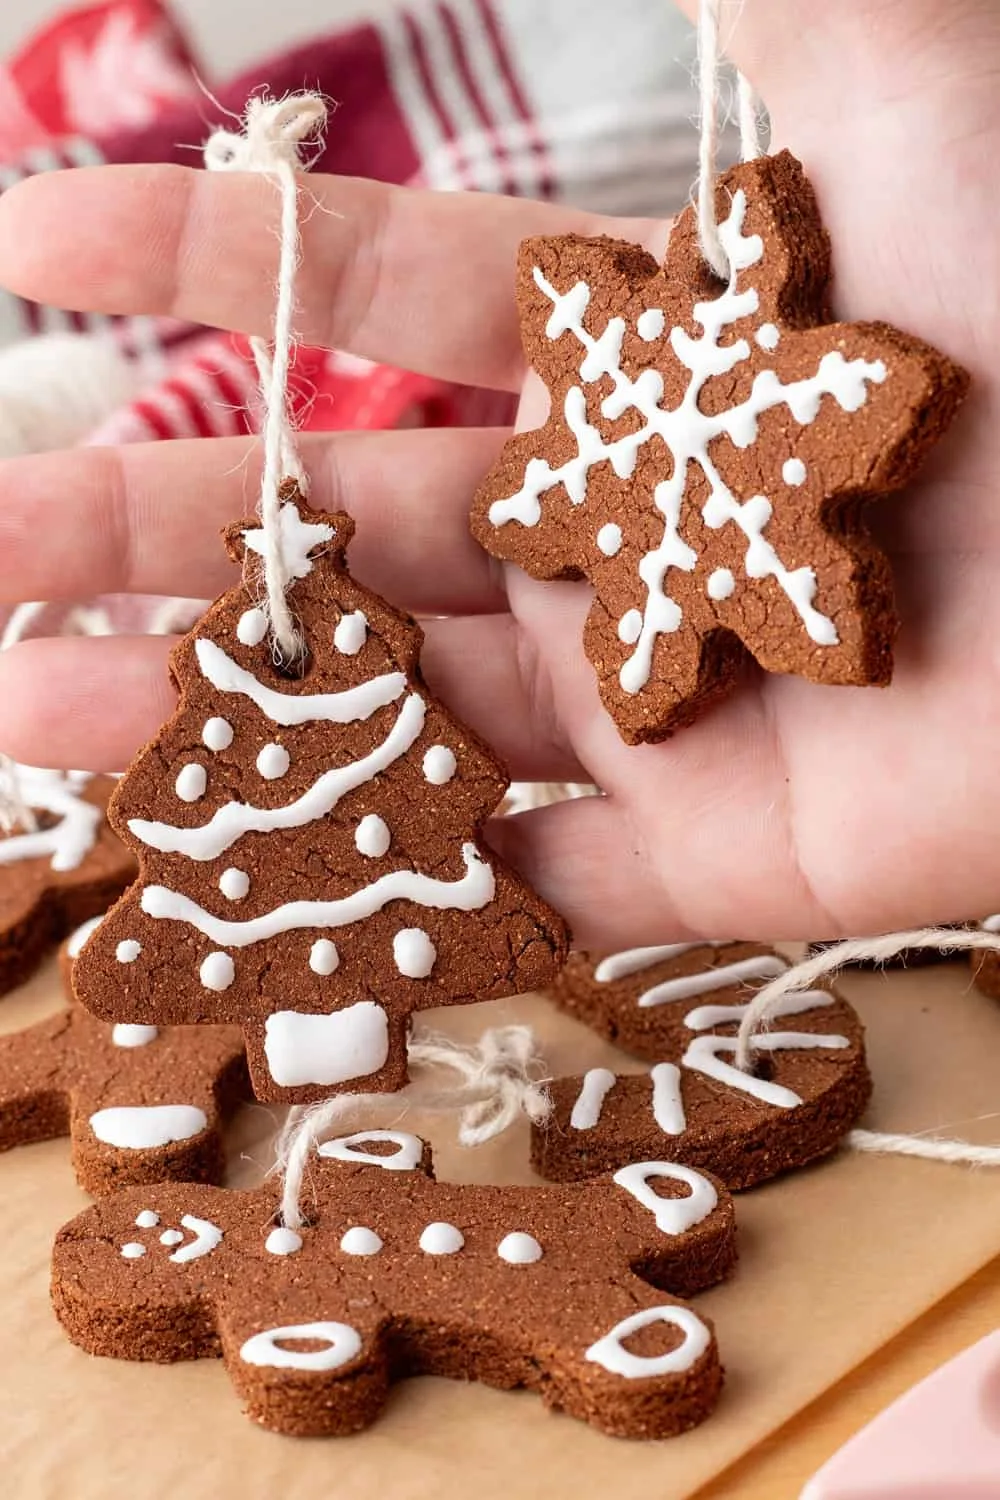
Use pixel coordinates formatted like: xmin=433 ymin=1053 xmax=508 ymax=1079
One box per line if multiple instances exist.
xmin=204 ymin=93 xmax=327 ymax=666
xmin=696 ymin=0 xmax=764 ymax=277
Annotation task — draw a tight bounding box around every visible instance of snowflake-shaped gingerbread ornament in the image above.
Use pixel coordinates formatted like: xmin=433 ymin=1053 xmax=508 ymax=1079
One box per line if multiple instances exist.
xmin=472 ymin=152 xmax=968 ymax=742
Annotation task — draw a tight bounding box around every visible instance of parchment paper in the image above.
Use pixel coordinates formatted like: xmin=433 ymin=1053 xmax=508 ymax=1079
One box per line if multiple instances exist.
xmin=4 ymin=955 xmax=1000 ymax=1499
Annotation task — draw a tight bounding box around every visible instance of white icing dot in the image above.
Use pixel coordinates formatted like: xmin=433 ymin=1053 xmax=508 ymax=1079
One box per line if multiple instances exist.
xmin=340 ymin=1226 xmax=383 ymax=1257
xmin=237 ymin=608 xmax=268 ymax=647
xmin=175 ymin=763 xmax=207 ymax=802
xmin=256 ymin=743 xmax=290 ymax=780
xmin=637 ymin=308 xmax=666 ymax=340
xmin=334 ymin=610 xmax=368 ymax=655
xmin=159 ymin=1229 xmax=184 ymax=1247
xmin=116 ymin=939 xmax=141 ymax=964
xmin=135 ymin=1210 xmax=159 ymax=1229
xmin=309 ymin=938 xmax=340 ymax=976
xmin=756 ymin=322 xmax=780 ymax=350
xmin=419 ymin=1222 xmax=464 ymax=1255
xmin=219 ymin=867 xmax=250 ymax=901
xmin=266 ymin=1227 xmax=303 ymax=1256
xmin=782 ymin=457 xmax=807 ymax=486
xmin=596 ymin=522 xmax=622 ymax=557
xmin=706 ymin=567 xmax=735 ymax=601
xmin=422 ymin=745 xmax=457 ymax=785
xmin=497 ymin=1232 xmax=543 ymax=1265
xmin=202 ymin=717 xmax=233 ymax=752
xmin=393 ymin=928 xmax=436 ymax=979
xmin=618 ymin=609 xmax=643 ymax=646
xmin=120 ymin=1242 xmax=146 ymax=1259
xmin=199 ymin=952 xmax=235 ymax=991
xmin=113 ymin=1024 xmax=158 ymax=1049
xmin=355 ymin=813 xmax=391 ymax=858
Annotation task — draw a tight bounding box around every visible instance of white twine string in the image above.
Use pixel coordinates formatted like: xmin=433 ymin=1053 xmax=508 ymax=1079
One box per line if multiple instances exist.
xmin=274 ymin=1025 xmax=551 ymax=1231
xmin=733 ymin=928 xmax=1000 ymax=1168
xmin=696 ymin=0 xmax=765 ymax=277
xmin=204 ymin=93 xmax=326 ymax=665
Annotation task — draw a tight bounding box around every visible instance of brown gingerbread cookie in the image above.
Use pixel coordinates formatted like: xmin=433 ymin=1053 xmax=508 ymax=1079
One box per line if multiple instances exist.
xmin=72 ymin=489 xmax=569 ymax=1104
xmin=471 ymin=150 xmax=968 ymax=744
xmin=536 ymin=941 xmax=870 ymax=1189
xmin=0 ymin=917 xmax=248 ymax=1195
xmin=0 ymin=768 xmax=134 ymax=995
xmin=970 ymin=915 xmax=1000 ymax=998
xmin=53 ymin=1129 xmax=736 ymax=1439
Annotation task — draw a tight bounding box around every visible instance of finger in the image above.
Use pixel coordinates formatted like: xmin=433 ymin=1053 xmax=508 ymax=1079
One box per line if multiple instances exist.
xmin=0 ymin=167 xmax=656 ymax=391
xmin=0 ymin=625 xmax=584 ymax=782
xmin=0 ymin=428 xmax=508 ymax=615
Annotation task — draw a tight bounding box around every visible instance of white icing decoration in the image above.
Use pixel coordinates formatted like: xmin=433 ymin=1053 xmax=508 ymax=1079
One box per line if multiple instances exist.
xmin=570 ymin=1068 xmax=617 ymax=1130
xmin=340 ymin=1226 xmax=382 ymax=1256
xmin=594 ymin=942 xmax=728 ymax=983
xmin=683 ymin=1031 xmax=851 ymax=1108
xmin=195 ymin=638 xmax=405 ymax=727
xmin=240 ymin=1321 xmax=362 ymax=1373
xmin=419 ymin=1222 xmax=464 ymax=1255
xmin=637 ymin=308 xmax=665 ymax=340
xmin=318 ymin=1131 xmax=422 ymax=1171
xmin=129 ymin=692 xmax=426 ymax=860
xmin=139 ymin=844 xmax=494 ymax=946
xmin=169 ymin=1215 xmax=223 ymax=1263
xmin=683 ymin=988 xmax=833 ymax=1031
xmin=490 ymin=191 xmax=888 ymax=692
xmin=89 ymin=1105 xmax=208 ymax=1149
xmin=355 ymin=813 xmax=390 ymax=858
xmin=256 ymin=743 xmax=290 ymax=780
xmin=67 ymin=914 xmax=103 ymax=958
xmin=199 ymin=952 xmax=235 ymax=991
xmin=175 ymin=763 xmax=207 ymax=803
xmin=617 ymin=610 xmax=642 ymax=645
xmin=202 ymin=717 xmax=233 ymax=751
xmin=637 ymin=953 xmax=788 ymax=1008
xmin=334 ymin=610 xmax=368 ymax=655
xmin=0 ymin=766 xmax=99 ymax=872
xmin=650 ymin=1063 xmax=686 ymax=1135
xmin=113 ymin=1023 xmax=159 ymax=1048
xmin=236 ymin=608 xmax=268 ymax=647
xmin=264 ymin=1004 xmax=389 ymax=1087
xmin=135 ymin=1210 xmax=159 ymax=1229
xmin=422 ymin=745 xmax=457 ymax=784
xmin=159 ymin=1229 xmax=184 ymax=1246
xmin=783 ymin=457 xmax=806 ymax=486
xmin=596 ymin=522 xmax=623 ymax=556
xmin=497 ymin=1232 xmax=542 ymax=1264
xmin=756 ymin=322 xmax=780 ymax=350
xmin=116 ymin=939 xmax=141 ymax=964
xmin=242 ymin=503 xmax=335 ymax=581
xmin=706 ymin=567 xmax=735 ymax=601
xmin=614 ymin=1161 xmax=717 ymax=1234
xmin=982 ymin=914 xmax=1000 ymax=933
xmin=219 ymin=867 xmax=250 ymax=901
xmin=585 ymin=1305 xmax=711 ymax=1379
xmin=309 ymin=939 xmax=339 ymax=976
xmin=120 ymin=1242 xmax=146 ymax=1259
xmin=266 ymin=1227 xmax=303 ymax=1256
xmin=393 ymin=928 xmax=437 ymax=979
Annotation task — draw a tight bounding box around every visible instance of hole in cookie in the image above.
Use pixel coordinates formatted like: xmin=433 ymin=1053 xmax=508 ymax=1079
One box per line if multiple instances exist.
xmin=748 ymin=1055 xmax=776 ymax=1082
xmin=273 ymin=646 xmax=311 ymax=682
xmin=618 ymin=1318 xmax=687 ymax=1362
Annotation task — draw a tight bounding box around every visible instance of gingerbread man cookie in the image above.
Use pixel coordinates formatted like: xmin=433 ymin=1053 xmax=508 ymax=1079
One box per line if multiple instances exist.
xmin=536 ymin=942 xmax=870 ymax=1189
xmin=471 ymin=151 xmax=968 ymax=743
xmin=0 ymin=768 xmax=134 ymax=995
xmin=72 ymin=489 xmax=569 ymax=1103
xmin=0 ymin=918 xmax=248 ymax=1195
xmin=53 ymin=1130 xmax=735 ymax=1439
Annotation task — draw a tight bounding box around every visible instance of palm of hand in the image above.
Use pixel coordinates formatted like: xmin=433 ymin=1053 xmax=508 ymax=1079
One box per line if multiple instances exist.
xmin=0 ymin=0 xmax=995 ymax=946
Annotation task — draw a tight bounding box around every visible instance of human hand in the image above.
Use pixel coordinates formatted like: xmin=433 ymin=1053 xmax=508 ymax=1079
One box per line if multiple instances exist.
xmin=0 ymin=0 xmax=995 ymax=948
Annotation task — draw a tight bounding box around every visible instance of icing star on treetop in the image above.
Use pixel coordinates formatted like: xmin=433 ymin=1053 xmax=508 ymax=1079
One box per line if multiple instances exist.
xmin=471 ymin=151 xmax=968 ymax=744
xmin=242 ymin=502 xmax=336 ymax=581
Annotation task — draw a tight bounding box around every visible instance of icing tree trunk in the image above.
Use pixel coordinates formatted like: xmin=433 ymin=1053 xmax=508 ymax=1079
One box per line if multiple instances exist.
xmin=72 ymin=491 xmax=568 ymax=1103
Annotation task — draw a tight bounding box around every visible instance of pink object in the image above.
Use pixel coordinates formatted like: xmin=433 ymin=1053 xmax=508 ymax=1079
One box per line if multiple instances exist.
xmin=802 ymin=1330 xmax=1000 ymax=1498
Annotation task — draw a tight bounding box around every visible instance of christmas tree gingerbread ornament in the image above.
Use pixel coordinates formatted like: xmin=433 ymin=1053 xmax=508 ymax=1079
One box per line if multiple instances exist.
xmin=71 ymin=493 xmax=568 ymax=1104
xmin=471 ymin=149 xmax=968 ymax=743
xmin=53 ymin=1131 xmax=735 ymax=1439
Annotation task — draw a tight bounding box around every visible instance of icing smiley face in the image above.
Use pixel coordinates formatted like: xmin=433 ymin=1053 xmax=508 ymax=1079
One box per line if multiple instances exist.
xmin=54 ymin=1132 xmax=736 ymax=1440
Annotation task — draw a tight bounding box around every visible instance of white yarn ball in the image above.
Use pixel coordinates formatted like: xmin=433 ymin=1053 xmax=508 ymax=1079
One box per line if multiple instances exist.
xmin=0 ymin=333 xmax=139 ymax=457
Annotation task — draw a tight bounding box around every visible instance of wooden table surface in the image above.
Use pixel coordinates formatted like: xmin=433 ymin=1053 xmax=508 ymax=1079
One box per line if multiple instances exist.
xmin=698 ymin=1252 xmax=1000 ymax=1497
